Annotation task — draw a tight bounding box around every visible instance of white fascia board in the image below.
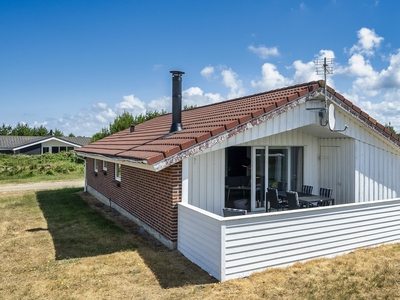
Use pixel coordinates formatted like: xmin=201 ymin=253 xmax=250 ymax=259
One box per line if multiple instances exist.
xmin=75 ymin=151 xmax=157 ymax=172
xmin=13 ymin=137 xmax=81 ymax=151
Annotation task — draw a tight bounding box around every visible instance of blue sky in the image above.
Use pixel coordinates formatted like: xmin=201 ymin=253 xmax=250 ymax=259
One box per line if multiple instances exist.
xmin=1 ymin=0 xmax=400 ymax=136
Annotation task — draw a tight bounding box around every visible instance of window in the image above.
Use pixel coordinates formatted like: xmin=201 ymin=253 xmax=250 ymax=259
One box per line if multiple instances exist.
xmin=60 ymin=146 xmax=67 ymax=152
xmin=43 ymin=147 xmax=49 ymax=154
xmin=102 ymin=160 xmax=107 ymax=171
xmin=225 ymin=146 xmax=304 ymax=212
xmin=94 ymin=159 xmax=98 ymax=172
xmin=115 ymin=163 xmax=121 ymax=181
xmin=67 ymin=147 xmax=74 ymax=152
xmin=52 ymin=146 xmax=59 ymax=154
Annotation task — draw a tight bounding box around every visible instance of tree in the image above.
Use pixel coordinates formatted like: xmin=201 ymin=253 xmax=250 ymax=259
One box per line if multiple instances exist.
xmin=68 ymin=133 xmax=75 ymax=137
xmin=109 ymin=111 xmax=135 ymax=135
xmin=31 ymin=125 xmax=49 ymax=136
xmin=53 ymin=129 xmax=64 ymax=137
xmin=184 ymin=104 xmax=197 ymax=110
xmin=91 ymin=109 xmax=167 ymax=142
xmin=0 ymin=123 xmax=12 ymax=135
xmin=11 ymin=122 xmax=31 ymax=136
xmin=91 ymin=127 xmax=110 ymax=142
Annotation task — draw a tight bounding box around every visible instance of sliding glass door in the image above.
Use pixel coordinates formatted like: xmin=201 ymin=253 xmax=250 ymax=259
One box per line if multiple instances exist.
xmin=225 ymin=146 xmax=303 ymax=212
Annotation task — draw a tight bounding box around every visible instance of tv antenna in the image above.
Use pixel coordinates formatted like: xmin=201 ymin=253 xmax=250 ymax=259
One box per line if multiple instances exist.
xmin=309 ymin=57 xmax=348 ymax=132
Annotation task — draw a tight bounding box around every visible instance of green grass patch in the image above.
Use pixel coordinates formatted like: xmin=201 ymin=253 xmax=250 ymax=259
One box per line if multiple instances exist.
xmin=0 ymin=152 xmax=84 ymax=183
xmin=36 ymin=188 xmax=137 ymax=259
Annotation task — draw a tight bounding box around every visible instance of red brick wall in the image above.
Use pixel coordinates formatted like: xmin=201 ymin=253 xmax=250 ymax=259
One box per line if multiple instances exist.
xmin=86 ymin=158 xmax=182 ymax=242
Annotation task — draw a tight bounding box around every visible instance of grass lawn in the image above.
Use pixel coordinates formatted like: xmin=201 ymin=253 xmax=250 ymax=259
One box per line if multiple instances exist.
xmin=0 ymin=152 xmax=84 ymax=184
xmin=1 ymin=188 xmax=400 ymax=299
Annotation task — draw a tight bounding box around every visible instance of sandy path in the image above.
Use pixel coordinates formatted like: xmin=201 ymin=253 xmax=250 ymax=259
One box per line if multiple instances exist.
xmin=0 ymin=180 xmax=84 ymax=193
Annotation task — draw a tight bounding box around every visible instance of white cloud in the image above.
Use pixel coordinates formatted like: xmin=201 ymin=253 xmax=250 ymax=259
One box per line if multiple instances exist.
xmin=248 ymin=45 xmax=279 ymax=59
xmin=317 ymin=50 xmax=335 ymax=60
xmin=147 ymin=96 xmax=170 ymax=112
xmin=349 ymin=27 xmax=383 ymax=56
xmin=115 ymin=95 xmax=147 ymax=115
xmin=183 ymin=87 xmax=224 ymax=107
xmin=221 ymin=68 xmax=246 ymax=99
xmin=251 ymin=63 xmax=291 ymax=91
xmin=292 ymin=60 xmax=318 ymax=83
xmin=200 ymin=65 xmax=215 ymax=80
xmin=147 ymin=87 xmax=225 ymax=112
xmin=378 ymin=50 xmax=400 ymax=88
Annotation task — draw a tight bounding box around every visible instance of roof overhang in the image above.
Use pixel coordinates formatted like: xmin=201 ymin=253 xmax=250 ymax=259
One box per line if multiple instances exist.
xmin=75 ymin=151 xmax=157 ymax=172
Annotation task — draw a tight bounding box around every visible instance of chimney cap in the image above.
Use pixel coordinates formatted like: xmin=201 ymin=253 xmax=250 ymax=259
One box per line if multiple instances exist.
xmin=170 ymin=70 xmax=185 ymax=75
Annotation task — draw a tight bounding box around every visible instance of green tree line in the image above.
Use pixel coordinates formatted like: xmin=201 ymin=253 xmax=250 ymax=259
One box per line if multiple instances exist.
xmin=0 ymin=123 xmax=72 ymax=137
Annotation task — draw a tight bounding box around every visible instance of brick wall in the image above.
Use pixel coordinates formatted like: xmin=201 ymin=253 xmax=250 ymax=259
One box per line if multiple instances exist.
xmin=86 ymin=158 xmax=182 ymax=243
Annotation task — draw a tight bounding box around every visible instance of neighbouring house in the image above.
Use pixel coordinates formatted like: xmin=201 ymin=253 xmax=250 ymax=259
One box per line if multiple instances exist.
xmin=75 ymin=71 xmax=400 ymax=282
xmin=0 ymin=135 xmax=91 ymax=155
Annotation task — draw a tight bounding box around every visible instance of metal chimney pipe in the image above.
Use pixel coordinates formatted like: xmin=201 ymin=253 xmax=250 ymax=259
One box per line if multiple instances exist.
xmin=130 ymin=124 xmax=135 ymax=133
xmin=169 ymin=70 xmax=185 ymax=133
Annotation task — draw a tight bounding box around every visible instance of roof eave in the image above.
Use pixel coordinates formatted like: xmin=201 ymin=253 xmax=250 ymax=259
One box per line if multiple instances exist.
xmin=75 ymin=151 xmax=157 ymax=172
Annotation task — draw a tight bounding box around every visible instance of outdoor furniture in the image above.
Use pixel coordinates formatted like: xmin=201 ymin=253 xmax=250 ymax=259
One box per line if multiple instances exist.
xmin=320 ymin=187 xmax=333 ymax=198
xmin=286 ymin=190 xmax=301 ymax=210
xmin=318 ymin=188 xmax=333 ymax=206
xmin=225 ymin=176 xmax=251 ymax=201
xmin=301 ymin=185 xmax=313 ymax=195
xmin=233 ymin=199 xmax=249 ymax=210
xmin=298 ymin=194 xmax=335 ymax=208
xmin=223 ymin=207 xmax=247 ymax=217
xmin=267 ymin=187 xmax=289 ymax=212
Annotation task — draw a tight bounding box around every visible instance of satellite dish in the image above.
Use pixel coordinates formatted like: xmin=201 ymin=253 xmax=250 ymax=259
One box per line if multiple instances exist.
xmin=328 ymin=104 xmax=336 ymax=131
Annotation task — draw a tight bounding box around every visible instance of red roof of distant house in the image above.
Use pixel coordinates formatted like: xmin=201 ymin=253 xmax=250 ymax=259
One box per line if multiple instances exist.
xmin=76 ymin=80 xmax=399 ymax=166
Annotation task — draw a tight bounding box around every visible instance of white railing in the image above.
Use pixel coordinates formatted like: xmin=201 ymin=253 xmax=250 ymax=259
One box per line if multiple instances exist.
xmin=178 ymin=199 xmax=400 ymax=282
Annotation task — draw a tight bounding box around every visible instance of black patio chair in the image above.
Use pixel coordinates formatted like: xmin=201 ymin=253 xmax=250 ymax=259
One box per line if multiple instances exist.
xmin=301 ymin=185 xmax=313 ymax=195
xmin=286 ymin=190 xmax=302 ymax=210
xmin=318 ymin=188 xmax=333 ymax=206
xmin=267 ymin=187 xmax=288 ymax=212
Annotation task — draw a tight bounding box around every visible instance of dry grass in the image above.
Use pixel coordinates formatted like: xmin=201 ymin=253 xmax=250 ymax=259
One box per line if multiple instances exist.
xmin=1 ymin=188 xmax=400 ymax=299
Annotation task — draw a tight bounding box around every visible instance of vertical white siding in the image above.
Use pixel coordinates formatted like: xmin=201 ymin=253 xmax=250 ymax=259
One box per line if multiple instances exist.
xmin=178 ymin=199 xmax=400 ymax=282
xmin=188 ymin=150 xmax=225 ymax=215
xmin=354 ymin=140 xmax=400 ymax=202
xmin=319 ymin=139 xmax=355 ymax=204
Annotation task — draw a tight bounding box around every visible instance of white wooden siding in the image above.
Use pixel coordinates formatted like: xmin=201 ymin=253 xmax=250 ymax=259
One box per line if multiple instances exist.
xmin=319 ymin=138 xmax=355 ymax=204
xmin=187 ymin=150 xmax=225 ymax=215
xmin=178 ymin=199 xmax=400 ymax=282
xmin=355 ymin=140 xmax=400 ymax=202
xmin=178 ymin=204 xmax=222 ymax=279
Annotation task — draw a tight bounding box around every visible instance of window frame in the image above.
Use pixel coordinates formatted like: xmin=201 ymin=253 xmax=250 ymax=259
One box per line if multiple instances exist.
xmin=102 ymin=160 xmax=107 ymax=171
xmin=94 ymin=159 xmax=98 ymax=173
xmin=115 ymin=163 xmax=121 ymax=181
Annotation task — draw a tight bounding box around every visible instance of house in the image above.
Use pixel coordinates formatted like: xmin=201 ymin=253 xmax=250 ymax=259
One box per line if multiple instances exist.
xmin=75 ymin=71 xmax=400 ymax=282
xmin=0 ymin=135 xmax=91 ymax=155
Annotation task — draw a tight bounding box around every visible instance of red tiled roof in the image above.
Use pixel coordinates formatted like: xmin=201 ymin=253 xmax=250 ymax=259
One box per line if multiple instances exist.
xmin=76 ymin=80 xmax=400 ymax=165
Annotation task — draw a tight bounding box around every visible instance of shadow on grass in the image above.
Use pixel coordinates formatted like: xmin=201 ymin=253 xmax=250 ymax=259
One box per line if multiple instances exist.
xmin=35 ymin=188 xmax=217 ymax=288
xmin=36 ymin=188 xmax=138 ymax=260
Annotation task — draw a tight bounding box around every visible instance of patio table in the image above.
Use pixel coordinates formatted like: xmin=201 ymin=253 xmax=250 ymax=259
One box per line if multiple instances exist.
xmin=298 ymin=194 xmax=335 ymax=207
xmin=225 ymin=186 xmax=251 ymax=201
xmin=277 ymin=191 xmax=334 ymax=207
